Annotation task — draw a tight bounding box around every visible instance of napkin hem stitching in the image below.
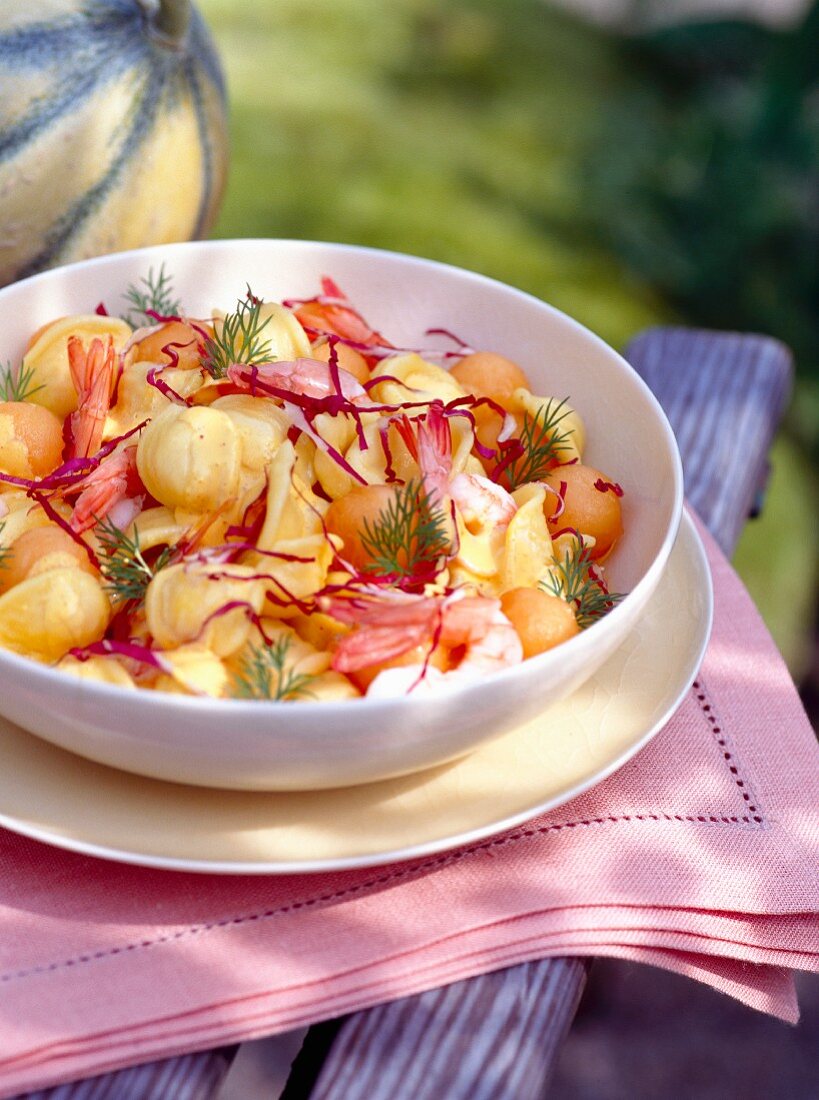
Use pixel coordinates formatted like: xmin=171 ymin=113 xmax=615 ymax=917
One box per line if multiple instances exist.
xmin=693 ymin=677 xmax=766 ymax=821
xmin=0 ymin=819 xmax=769 ymax=986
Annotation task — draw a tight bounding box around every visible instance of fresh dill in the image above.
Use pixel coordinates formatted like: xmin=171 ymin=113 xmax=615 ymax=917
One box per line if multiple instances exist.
xmin=231 ymin=637 xmax=317 ymax=701
xmin=542 ymin=541 xmax=624 ymax=629
xmin=202 ymin=287 xmax=273 ymax=379
xmin=96 ymin=517 xmax=172 ymax=604
xmin=499 ymin=398 xmax=573 ymax=490
xmin=0 ymin=522 xmax=9 ymax=570
xmin=0 ymin=360 xmax=44 ymax=403
xmin=360 ymin=479 xmax=450 ymax=583
xmin=121 ymin=264 xmax=182 ymax=327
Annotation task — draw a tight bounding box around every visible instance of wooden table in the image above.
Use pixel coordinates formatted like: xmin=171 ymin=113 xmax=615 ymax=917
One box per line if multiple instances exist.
xmin=16 ymin=327 xmax=793 ymax=1100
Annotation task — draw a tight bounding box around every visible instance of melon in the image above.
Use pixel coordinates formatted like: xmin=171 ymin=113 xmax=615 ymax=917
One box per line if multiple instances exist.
xmin=0 ymin=0 xmax=228 ymax=287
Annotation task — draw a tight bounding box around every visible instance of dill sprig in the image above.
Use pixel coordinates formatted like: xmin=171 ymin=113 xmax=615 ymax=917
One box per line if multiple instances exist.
xmin=499 ymin=398 xmax=573 ymax=490
xmin=231 ymin=637 xmax=317 ymax=701
xmin=542 ymin=541 xmax=625 ymax=629
xmin=360 ymin=479 xmax=450 ymax=583
xmin=0 ymin=522 xmax=9 ymax=570
xmin=122 ymin=264 xmax=182 ymax=327
xmin=96 ymin=517 xmax=171 ymax=604
xmin=0 ymin=360 xmax=44 ymax=403
xmin=202 ymin=287 xmax=273 ymax=379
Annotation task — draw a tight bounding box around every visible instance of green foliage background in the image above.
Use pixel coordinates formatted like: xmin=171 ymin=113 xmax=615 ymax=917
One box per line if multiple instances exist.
xmin=200 ymin=0 xmax=818 ymax=678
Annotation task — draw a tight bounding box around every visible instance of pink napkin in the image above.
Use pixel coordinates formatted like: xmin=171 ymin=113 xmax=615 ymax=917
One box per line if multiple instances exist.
xmin=0 ymin=514 xmax=817 ymax=1098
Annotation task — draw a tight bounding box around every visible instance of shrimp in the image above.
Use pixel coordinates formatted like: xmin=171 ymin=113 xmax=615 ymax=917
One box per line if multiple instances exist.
xmin=294 ymin=277 xmax=390 ymax=349
xmin=328 ymin=591 xmax=522 ymax=697
xmin=406 ymin=404 xmax=517 ymax=532
xmin=66 ymin=336 xmax=116 ymax=458
xmin=70 ymin=447 xmax=141 ymax=533
xmin=227 ymin=358 xmax=367 ymax=404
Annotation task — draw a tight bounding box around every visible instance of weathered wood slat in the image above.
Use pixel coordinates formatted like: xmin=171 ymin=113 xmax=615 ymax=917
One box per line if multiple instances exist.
xmin=310 ymin=959 xmax=587 ymax=1100
xmin=13 ymin=327 xmax=794 ymax=1100
xmin=12 ymin=1050 xmax=232 ymax=1100
xmin=625 ymin=328 xmax=792 ymax=555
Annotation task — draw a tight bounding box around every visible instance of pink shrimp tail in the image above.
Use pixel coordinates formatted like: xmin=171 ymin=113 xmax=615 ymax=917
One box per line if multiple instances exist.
xmin=70 ymin=447 xmax=137 ymax=533
xmin=327 ymin=595 xmax=442 ymax=673
xmin=413 ymin=404 xmax=453 ymax=504
xmin=67 ymin=336 xmax=115 ymax=459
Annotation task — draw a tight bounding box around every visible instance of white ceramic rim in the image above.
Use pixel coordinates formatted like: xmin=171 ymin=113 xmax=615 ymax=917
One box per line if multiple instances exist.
xmin=0 ymin=238 xmax=685 ymax=721
xmin=0 ymin=512 xmax=711 ymax=874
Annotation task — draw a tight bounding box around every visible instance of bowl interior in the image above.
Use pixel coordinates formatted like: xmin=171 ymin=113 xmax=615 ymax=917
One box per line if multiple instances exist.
xmin=0 ymin=239 xmax=680 ymax=598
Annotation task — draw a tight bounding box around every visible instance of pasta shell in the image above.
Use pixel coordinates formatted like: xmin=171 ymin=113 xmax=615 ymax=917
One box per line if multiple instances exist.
xmin=145 ymin=561 xmax=266 ymax=657
xmin=512 ymin=389 xmax=585 ymax=464
xmin=136 ymin=404 xmax=242 ymax=512
xmin=0 ymin=568 xmax=109 ymax=662
xmin=57 ymin=654 xmax=137 ymax=689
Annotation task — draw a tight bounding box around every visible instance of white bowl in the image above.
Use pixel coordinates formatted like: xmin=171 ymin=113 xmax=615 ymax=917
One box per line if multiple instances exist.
xmin=0 ymin=239 xmax=683 ymax=790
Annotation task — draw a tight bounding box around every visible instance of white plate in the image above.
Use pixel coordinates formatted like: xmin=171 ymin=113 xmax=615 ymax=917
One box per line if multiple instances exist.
xmin=0 ymin=512 xmax=711 ymax=874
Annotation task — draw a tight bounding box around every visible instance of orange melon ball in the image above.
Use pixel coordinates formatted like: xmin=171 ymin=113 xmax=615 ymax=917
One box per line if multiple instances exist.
xmin=0 ymin=524 xmax=96 ymax=596
xmin=542 ymin=464 xmax=624 ymax=561
xmin=0 ymin=400 xmax=64 ymax=478
xmin=325 ymin=484 xmax=400 ymax=571
xmin=350 ymin=642 xmax=450 ymax=693
xmin=500 ymin=587 xmax=580 ymax=658
xmin=311 ymin=340 xmax=370 ymax=385
xmin=135 ymin=320 xmax=212 ymax=370
xmin=450 ymin=352 xmax=531 ymax=404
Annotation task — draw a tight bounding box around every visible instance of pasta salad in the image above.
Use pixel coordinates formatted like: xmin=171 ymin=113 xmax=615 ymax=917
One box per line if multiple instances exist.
xmin=0 ymin=271 xmax=625 ymax=700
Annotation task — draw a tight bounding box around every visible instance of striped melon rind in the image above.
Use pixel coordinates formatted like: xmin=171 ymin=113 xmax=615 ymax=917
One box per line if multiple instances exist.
xmin=0 ymin=0 xmax=228 ymax=287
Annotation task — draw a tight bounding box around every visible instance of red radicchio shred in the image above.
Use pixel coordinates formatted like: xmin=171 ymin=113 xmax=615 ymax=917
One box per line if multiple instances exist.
xmin=144 ymin=309 xmax=183 ymax=325
xmin=197 ymin=601 xmax=277 ymax=646
xmin=95 ymin=302 xmax=108 ymax=316
xmin=263 ymin=576 xmax=316 ymax=617
xmin=61 ymin=410 xmax=76 ymax=458
xmin=445 ymin=395 xmax=508 ymax=463
xmin=69 ymin=639 xmax=172 ymax=672
xmin=550 ymin=525 xmax=583 ymax=542
xmin=424 ymin=327 xmax=475 ymax=355
xmin=110 ymin=353 xmax=126 ymax=407
xmin=378 ymin=424 xmax=399 ymax=483
xmin=27 ymin=490 xmax=101 ymax=569
xmin=189 ymin=320 xmax=212 ymax=344
xmin=409 ymin=602 xmax=446 ymax=693
xmin=195 ymin=546 xmax=317 ymax=572
xmin=156 ymin=339 xmax=184 ymax=371
xmin=488 ymin=439 xmax=525 ymax=484
xmin=327 ymin=336 xmax=367 ymax=451
xmin=226 ymin=486 xmax=268 ymax=542
xmin=284 ymin=402 xmax=368 ymax=486
xmin=311 ymin=480 xmax=333 ymax=503
xmin=543 ymin=480 xmax=567 ymax=521
xmin=588 ymin=563 xmax=611 ymax=594
xmin=362 ymin=372 xmax=404 ymax=392
xmin=0 ymin=421 xmax=143 ymax=496
xmin=146 ymin=366 xmax=192 ymax=406
xmin=593 ymin=478 xmax=624 ymax=497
